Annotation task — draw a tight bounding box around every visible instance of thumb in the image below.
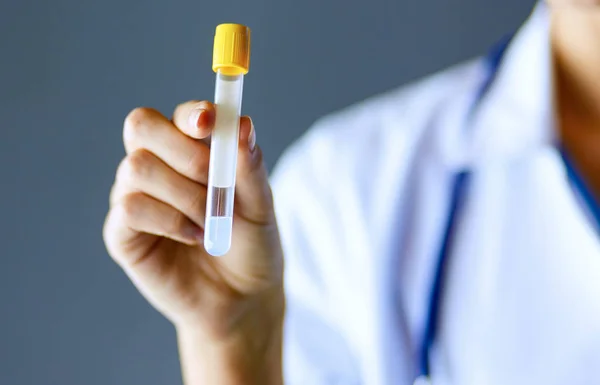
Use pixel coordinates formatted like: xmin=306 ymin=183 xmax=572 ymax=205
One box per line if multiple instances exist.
xmin=234 ymin=116 xmax=275 ymax=225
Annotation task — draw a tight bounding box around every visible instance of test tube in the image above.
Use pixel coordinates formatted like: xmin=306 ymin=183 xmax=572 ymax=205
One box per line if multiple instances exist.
xmin=204 ymin=23 xmax=251 ymax=256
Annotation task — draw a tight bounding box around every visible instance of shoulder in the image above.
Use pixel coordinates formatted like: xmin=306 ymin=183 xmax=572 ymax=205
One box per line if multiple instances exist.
xmin=271 ymin=58 xmax=485 ymax=208
xmin=271 ymin=58 xmax=486 ymax=278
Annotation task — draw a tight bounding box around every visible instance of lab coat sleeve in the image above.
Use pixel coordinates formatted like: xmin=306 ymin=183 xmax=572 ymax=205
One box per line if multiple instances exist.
xmin=270 ymin=121 xmax=363 ymax=385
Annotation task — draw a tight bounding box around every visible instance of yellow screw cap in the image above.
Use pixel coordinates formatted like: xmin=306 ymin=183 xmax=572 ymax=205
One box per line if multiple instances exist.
xmin=212 ymin=23 xmax=251 ymax=76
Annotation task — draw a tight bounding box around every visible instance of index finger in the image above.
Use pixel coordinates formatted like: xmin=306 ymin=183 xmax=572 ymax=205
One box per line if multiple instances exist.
xmin=173 ymin=100 xmax=216 ymax=139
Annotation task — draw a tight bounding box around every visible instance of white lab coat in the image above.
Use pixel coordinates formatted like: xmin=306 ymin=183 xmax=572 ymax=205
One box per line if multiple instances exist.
xmin=271 ymin=4 xmax=600 ymax=385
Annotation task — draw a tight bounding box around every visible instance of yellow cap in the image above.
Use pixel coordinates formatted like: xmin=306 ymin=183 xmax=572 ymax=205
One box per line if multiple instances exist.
xmin=212 ymin=23 xmax=251 ymax=76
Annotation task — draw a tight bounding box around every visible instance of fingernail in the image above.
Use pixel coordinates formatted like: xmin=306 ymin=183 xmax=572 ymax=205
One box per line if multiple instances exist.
xmin=189 ymin=109 xmax=203 ymax=129
xmin=248 ymin=118 xmax=256 ymax=152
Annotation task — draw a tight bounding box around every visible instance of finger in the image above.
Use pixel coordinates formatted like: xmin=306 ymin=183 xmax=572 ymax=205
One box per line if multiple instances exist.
xmin=104 ymin=192 xmax=203 ymax=267
xmin=113 ymin=149 xmax=208 ymax=227
xmin=173 ymin=100 xmax=216 ymax=139
xmin=123 ymin=107 xmax=211 ymax=184
xmin=234 ymin=116 xmax=275 ymax=225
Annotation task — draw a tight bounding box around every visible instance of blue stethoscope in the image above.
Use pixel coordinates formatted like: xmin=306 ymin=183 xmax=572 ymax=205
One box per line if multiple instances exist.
xmin=415 ymin=35 xmax=600 ymax=384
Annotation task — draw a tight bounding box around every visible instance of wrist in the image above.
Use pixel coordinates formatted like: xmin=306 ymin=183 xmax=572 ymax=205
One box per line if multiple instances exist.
xmin=176 ymin=292 xmax=285 ymax=385
xmin=177 ymin=320 xmax=283 ymax=385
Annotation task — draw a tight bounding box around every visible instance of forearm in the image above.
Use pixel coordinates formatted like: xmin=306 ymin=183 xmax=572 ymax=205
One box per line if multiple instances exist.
xmin=177 ymin=313 xmax=284 ymax=385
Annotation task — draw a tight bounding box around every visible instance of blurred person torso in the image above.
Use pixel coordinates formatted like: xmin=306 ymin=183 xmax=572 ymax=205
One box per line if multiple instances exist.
xmin=271 ymin=3 xmax=600 ymax=384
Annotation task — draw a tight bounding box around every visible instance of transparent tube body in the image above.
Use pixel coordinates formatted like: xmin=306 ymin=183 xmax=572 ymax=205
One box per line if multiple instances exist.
xmin=204 ymin=73 xmax=244 ymax=256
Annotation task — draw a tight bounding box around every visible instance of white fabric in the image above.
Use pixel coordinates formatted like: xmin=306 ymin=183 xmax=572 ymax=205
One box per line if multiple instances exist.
xmin=271 ymin=4 xmax=600 ymax=384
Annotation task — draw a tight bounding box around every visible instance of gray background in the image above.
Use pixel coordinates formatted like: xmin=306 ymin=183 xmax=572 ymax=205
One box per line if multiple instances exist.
xmin=0 ymin=0 xmax=535 ymax=384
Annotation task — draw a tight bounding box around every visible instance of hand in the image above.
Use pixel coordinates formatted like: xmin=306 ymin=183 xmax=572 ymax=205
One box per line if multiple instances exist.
xmin=103 ymin=101 xmax=284 ymax=385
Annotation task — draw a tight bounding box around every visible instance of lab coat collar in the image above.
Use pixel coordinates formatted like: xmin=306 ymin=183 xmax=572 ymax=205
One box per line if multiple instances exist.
xmin=463 ymin=2 xmax=555 ymax=167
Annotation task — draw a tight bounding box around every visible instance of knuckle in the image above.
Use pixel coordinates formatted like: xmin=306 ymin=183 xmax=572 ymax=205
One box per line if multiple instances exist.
xmin=115 ymin=158 xmax=128 ymax=182
xmin=124 ymin=149 xmax=154 ymax=180
xmin=109 ymin=181 xmax=122 ymax=207
xmin=103 ymin=209 xmax=133 ymax=266
xmin=102 ymin=214 xmax=119 ymax=261
xmin=120 ymin=192 xmax=144 ymax=221
xmin=116 ymin=150 xmax=155 ymax=184
xmin=102 ymin=211 xmax=116 ymax=246
xmin=123 ymin=107 xmax=157 ymax=143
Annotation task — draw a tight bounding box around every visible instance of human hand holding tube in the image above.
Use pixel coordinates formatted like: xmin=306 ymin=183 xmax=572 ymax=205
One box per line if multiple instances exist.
xmin=103 ymin=25 xmax=284 ymax=385
xmin=103 ymin=102 xmax=284 ymax=384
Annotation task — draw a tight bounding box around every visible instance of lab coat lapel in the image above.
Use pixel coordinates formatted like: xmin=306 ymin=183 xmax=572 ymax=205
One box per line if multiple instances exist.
xmin=433 ymin=3 xmax=600 ymax=384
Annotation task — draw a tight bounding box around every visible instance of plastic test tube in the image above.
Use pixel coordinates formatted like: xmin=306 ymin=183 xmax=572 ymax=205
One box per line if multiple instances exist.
xmin=204 ymin=23 xmax=251 ymax=256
